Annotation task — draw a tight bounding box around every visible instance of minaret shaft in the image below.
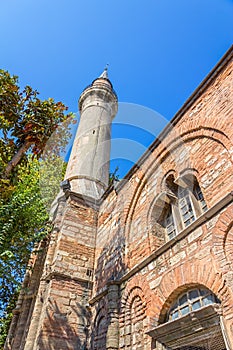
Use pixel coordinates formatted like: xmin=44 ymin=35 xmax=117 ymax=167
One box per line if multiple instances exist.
xmin=65 ymin=75 xmax=118 ymax=199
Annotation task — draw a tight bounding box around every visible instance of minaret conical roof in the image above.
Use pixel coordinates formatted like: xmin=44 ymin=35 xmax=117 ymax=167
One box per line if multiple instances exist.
xmin=99 ymin=66 xmax=108 ymax=79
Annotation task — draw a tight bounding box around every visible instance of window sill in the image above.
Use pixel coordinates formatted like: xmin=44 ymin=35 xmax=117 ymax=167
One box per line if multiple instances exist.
xmin=146 ymin=304 xmax=222 ymax=348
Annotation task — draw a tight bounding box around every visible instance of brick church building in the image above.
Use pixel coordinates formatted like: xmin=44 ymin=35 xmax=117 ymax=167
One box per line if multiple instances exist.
xmin=5 ymin=46 xmax=233 ymax=350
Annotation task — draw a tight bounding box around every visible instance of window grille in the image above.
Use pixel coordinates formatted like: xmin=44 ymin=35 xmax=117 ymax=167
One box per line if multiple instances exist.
xmin=152 ymin=175 xmax=208 ymax=242
xmin=194 ymin=184 xmax=207 ymax=212
xmin=178 ymin=188 xmax=196 ymax=227
xmin=167 ymin=288 xmax=220 ymax=321
xmin=164 ymin=206 xmax=176 ymax=240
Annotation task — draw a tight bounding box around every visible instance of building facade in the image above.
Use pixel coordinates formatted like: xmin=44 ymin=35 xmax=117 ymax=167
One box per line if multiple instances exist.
xmin=5 ymin=46 xmax=233 ymax=350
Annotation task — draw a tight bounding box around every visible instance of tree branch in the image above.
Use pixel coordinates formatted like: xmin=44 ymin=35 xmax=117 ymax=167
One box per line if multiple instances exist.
xmin=3 ymin=141 xmax=32 ymax=178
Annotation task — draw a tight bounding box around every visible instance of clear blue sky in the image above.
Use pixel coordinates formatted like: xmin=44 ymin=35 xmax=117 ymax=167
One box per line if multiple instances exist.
xmin=1 ymin=0 xmax=233 ymax=177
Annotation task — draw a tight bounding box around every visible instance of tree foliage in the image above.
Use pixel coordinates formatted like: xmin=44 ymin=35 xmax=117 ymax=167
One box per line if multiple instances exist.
xmin=0 ymin=69 xmax=73 ymax=347
xmin=0 ymin=159 xmax=50 ymax=305
xmin=0 ymin=289 xmax=19 ymax=349
xmin=109 ymin=166 xmax=120 ymax=185
xmin=0 ymin=69 xmax=72 ymax=196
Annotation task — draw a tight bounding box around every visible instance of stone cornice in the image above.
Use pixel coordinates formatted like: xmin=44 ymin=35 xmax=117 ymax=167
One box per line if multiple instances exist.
xmin=64 ymin=190 xmax=100 ymax=210
xmin=41 ymin=270 xmax=94 ymax=285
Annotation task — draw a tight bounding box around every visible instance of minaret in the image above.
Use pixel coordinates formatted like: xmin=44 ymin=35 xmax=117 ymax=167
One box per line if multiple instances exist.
xmin=65 ymin=67 xmax=118 ymax=199
xmin=4 ymin=70 xmax=118 ymax=350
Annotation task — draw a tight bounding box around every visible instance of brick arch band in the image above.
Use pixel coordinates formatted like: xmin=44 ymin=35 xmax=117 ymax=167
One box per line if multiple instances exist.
xmin=92 ymin=300 xmax=108 ymax=350
xmin=120 ymin=276 xmax=164 ymax=328
xmin=212 ymin=205 xmax=233 ymax=276
xmin=120 ymin=276 xmax=161 ymax=320
xmin=123 ymin=127 xmax=233 ymax=261
xmin=119 ymin=257 xmax=233 ymax=337
xmin=156 ymin=258 xmax=233 ymax=323
xmin=120 ymin=260 xmax=233 ymax=324
xmin=94 ymin=305 xmax=107 ymax=329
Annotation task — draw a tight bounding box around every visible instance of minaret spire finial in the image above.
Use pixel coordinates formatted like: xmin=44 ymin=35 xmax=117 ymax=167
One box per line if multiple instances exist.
xmin=99 ymin=63 xmax=109 ymax=79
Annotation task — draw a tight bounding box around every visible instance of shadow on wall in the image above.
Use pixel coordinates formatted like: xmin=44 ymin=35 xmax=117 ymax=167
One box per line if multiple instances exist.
xmin=91 ymin=313 xmax=108 ymax=350
xmin=37 ymin=297 xmax=91 ymax=350
xmin=94 ymin=220 xmax=126 ymax=291
xmin=90 ymin=223 xmax=127 ymax=349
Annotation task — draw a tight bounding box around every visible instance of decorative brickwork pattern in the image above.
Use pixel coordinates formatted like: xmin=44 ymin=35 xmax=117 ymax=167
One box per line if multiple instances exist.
xmin=120 ymin=286 xmax=149 ymax=350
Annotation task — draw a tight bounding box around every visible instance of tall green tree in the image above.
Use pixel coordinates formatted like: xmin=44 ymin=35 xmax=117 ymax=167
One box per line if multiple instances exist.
xmin=0 ymin=69 xmax=72 ymax=196
xmin=0 ymin=158 xmax=50 ymax=305
xmin=0 ymin=69 xmax=73 ymax=347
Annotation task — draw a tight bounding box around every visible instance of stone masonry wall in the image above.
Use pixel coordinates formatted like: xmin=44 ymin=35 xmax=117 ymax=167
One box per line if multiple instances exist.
xmin=7 ymin=193 xmax=99 ymax=350
xmin=92 ymin=49 xmax=233 ymax=348
xmin=94 ymin=49 xmax=233 ymax=289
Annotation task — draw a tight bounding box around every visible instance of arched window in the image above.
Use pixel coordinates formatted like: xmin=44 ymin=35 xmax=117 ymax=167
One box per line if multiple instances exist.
xmin=151 ymin=173 xmax=207 ymax=241
xmin=167 ymin=287 xmax=220 ymax=321
xmin=147 ymin=287 xmax=228 ymax=350
xmin=194 ymin=182 xmax=207 ymax=212
xmin=177 ymin=174 xmax=207 ymax=226
xmin=178 ymin=187 xmax=196 ymax=227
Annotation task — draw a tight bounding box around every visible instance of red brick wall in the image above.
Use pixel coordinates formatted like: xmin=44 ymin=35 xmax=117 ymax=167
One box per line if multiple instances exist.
xmin=92 ymin=50 xmax=233 ymax=348
xmin=94 ymin=55 xmax=233 ymax=284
